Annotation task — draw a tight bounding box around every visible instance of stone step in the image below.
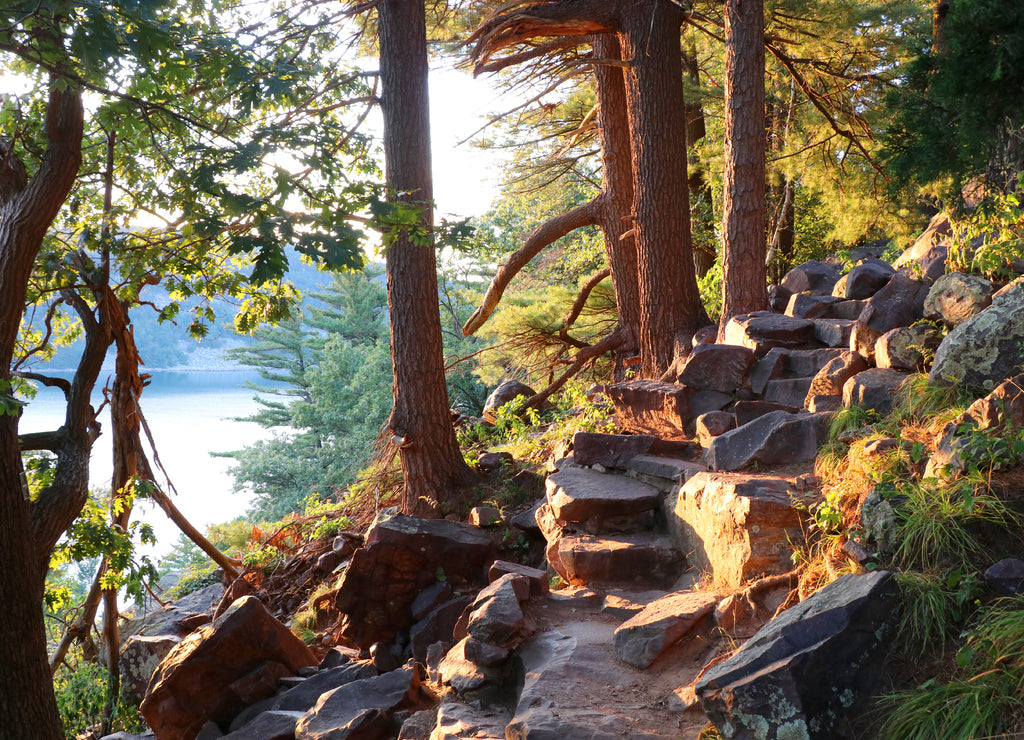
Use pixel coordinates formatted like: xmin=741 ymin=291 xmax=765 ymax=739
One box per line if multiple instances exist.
xmin=550 ymin=532 xmax=682 ymax=589
xmin=546 ymin=466 xmax=662 ymax=524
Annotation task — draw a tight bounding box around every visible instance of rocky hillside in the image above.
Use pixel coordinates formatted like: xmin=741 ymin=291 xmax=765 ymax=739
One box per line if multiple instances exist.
xmin=100 ymin=213 xmax=1024 ymax=740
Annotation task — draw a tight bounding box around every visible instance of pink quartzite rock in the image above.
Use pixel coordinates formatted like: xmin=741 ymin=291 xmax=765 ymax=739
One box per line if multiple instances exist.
xmin=557 ymin=532 xmax=682 ymax=589
xmin=677 ymin=343 xmax=756 ymax=393
xmin=842 ymin=368 xmax=909 ymax=415
xmin=332 ymin=514 xmax=493 ymax=648
xmin=604 ymin=380 xmax=692 ymax=438
xmin=571 ymin=432 xmax=656 ymax=468
xmin=546 ymin=466 xmax=661 ymax=523
xmin=805 ymin=351 xmax=868 ymax=401
xmin=141 ymin=596 xmax=317 ymax=740
xmin=671 ymin=473 xmax=805 ymax=588
xmin=722 ymin=312 xmax=817 ymax=356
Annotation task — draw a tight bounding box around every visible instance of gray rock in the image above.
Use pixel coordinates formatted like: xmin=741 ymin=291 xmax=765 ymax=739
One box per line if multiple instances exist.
xmin=849 ymin=321 xmax=882 ymax=362
xmin=223 ymin=710 xmax=304 ymax=740
xmin=398 ymin=708 xmax=438 ymax=740
xmin=859 ymin=488 xmax=905 ymax=553
xmin=437 ymin=638 xmax=503 ymax=696
xmin=924 ymin=272 xmax=995 ymax=326
xmin=780 ymin=260 xmax=842 ymax=296
xmin=488 ymin=560 xmax=549 ymax=597
xmin=119 ymin=634 xmax=181 ymax=703
xmin=572 ymin=432 xmax=655 ymax=468
xmin=805 ymin=351 xmax=868 ymax=401
xmin=764 ymin=377 xmax=814 ymax=407
xmin=410 ymin=596 xmax=473 ymax=665
xmin=122 ymin=582 xmax=224 ymax=639
xmin=467 ymin=574 xmax=527 ymax=647
xmin=857 ymin=272 xmax=929 ymax=334
xmin=294 ymin=667 xmax=416 ymax=740
xmin=843 ymin=368 xmax=909 ymax=415
xmin=722 ymin=312 xmax=817 ymax=356
xmin=483 ymin=380 xmax=538 ymax=422
xmin=554 ymin=532 xmax=682 ymax=589
xmin=733 ymin=400 xmax=800 ymax=427
xmin=985 ymin=558 xmax=1024 ymax=596
xmin=785 ymin=293 xmax=842 ymax=319
xmin=930 ymin=282 xmax=1024 ymax=388
xmin=704 ymin=410 xmax=831 ymax=472
xmin=678 ymin=343 xmax=756 ymax=392
xmin=603 ymin=379 xmax=693 ymax=438
xmin=836 ymin=258 xmax=895 ymax=300
xmin=812 ymin=318 xmax=857 ymax=347
xmin=697 ymin=571 xmax=899 ymax=740
xmin=696 ymin=411 xmax=736 ymax=447
xmin=613 ymin=591 xmax=717 ymax=668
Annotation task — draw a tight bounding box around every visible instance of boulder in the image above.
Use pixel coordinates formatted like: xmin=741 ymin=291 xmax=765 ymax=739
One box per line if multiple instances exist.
xmin=849 ymin=321 xmax=882 ymax=362
xmin=764 ymin=377 xmax=815 ymax=408
xmin=696 ymin=411 xmax=736 ymax=447
xmin=604 ymin=380 xmax=692 ymax=438
xmin=807 ymin=394 xmax=842 ymax=413
xmin=429 ymin=702 xmax=509 ymax=740
xmin=626 ymin=454 xmax=708 ymax=488
xmin=924 ymin=272 xmax=995 ymax=326
xmin=722 ymin=312 xmax=817 ymax=356
xmin=294 ymin=667 xmax=418 ymax=740
xmin=409 ymin=596 xmax=473 ymax=665
xmin=488 ymin=560 xmax=549 ymax=597
xmin=141 ymin=596 xmax=317 ymax=740
xmin=555 ymin=532 xmax=682 ymax=589
xmin=613 ymin=591 xmax=717 ymax=668
xmin=875 ymin=324 xmax=942 ymax=371
xmin=678 ymin=343 xmax=756 ymax=392
xmin=119 ymin=634 xmax=180 ymax=703
xmin=805 ymin=351 xmax=868 ymax=401
xmin=437 ymin=638 xmax=503 ymax=696
xmin=697 ymin=571 xmax=899 ymax=740
xmin=835 ymin=258 xmax=894 ymax=300
xmin=704 ymin=410 xmax=831 ymax=472
xmin=466 ymin=574 xmax=528 ymax=647
xmin=483 ymin=380 xmax=538 ymax=422
xmin=785 ymin=293 xmax=842 ymax=319
xmin=930 ymin=282 xmax=1024 ymax=388
xmin=893 ymin=212 xmax=951 ymax=282
xmin=984 ymin=558 xmax=1024 ymax=596
xmin=732 ymin=400 xmax=800 ymax=427
xmin=476 ymin=451 xmax=513 ymax=472
xmin=122 ymin=582 xmax=224 ymax=638
xmin=571 ymin=432 xmax=655 ymax=468
xmin=812 ymin=318 xmax=857 ymax=347
xmin=333 ymin=513 xmax=493 ymax=648
xmin=468 ymin=506 xmax=502 ymax=527
xmin=669 ymin=473 xmax=805 ymax=587
xmin=857 ymin=272 xmax=929 ymax=334
xmin=780 ymin=260 xmax=842 ymax=295
xmin=546 ymin=466 xmax=661 ymax=523
xmin=843 ymin=368 xmax=908 ymax=415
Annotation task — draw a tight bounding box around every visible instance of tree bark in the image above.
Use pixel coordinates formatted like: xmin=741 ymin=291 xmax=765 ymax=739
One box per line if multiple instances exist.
xmin=719 ymin=0 xmax=769 ymax=336
xmin=618 ymin=0 xmax=709 ymax=377
xmin=591 ymin=34 xmax=640 ymax=371
xmin=378 ymin=0 xmax=476 ymax=516
xmin=0 ymin=78 xmax=85 ymax=740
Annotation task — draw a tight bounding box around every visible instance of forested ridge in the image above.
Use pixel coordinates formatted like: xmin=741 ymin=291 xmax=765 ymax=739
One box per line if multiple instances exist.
xmin=2 ymin=0 xmax=1024 ymax=736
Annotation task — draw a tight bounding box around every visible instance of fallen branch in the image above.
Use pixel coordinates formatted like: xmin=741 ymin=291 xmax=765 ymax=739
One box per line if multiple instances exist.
xmin=526 ymin=329 xmax=623 ymax=410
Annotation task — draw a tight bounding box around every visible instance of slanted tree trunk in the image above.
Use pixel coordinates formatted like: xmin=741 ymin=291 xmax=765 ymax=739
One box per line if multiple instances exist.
xmin=719 ymin=0 xmax=769 ymax=336
xmin=618 ymin=0 xmax=709 ymax=377
xmin=378 ymin=0 xmax=476 ymax=516
xmin=0 ymin=77 xmax=87 ymax=739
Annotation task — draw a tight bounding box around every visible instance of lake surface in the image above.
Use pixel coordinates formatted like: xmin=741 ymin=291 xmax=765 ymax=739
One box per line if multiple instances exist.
xmin=19 ymin=370 xmax=270 ymax=556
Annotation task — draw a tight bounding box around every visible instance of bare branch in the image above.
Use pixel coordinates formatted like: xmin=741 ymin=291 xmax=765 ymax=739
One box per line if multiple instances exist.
xmin=525 ymin=329 xmax=623 ymax=409
xmin=462 ymin=196 xmax=603 ymax=336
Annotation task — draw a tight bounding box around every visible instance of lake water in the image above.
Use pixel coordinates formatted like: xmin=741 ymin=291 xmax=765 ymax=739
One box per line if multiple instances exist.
xmin=18 ymin=370 xmax=270 ymax=556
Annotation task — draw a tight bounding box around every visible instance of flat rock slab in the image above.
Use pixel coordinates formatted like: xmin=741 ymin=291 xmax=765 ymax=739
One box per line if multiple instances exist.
xmin=722 ymin=312 xmax=817 ymax=356
xmin=843 ymin=368 xmax=909 ymax=415
xmin=670 ymin=473 xmax=804 ymax=588
xmin=677 ymin=343 xmax=756 ymax=392
xmin=626 ymin=454 xmax=708 ymax=489
xmin=572 ymin=432 xmax=656 ymax=468
xmin=557 ymin=532 xmax=682 ymax=589
xmin=614 ymin=591 xmax=717 ymax=668
xmin=697 ymin=571 xmax=899 ymax=740
xmin=546 ymin=466 xmax=661 ymax=523
xmin=223 ymin=710 xmax=304 ymax=740
xmin=604 ymin=380 xmax=692 ymax=438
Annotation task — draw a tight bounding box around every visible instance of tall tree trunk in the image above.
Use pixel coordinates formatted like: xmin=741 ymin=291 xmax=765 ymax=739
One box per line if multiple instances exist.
xmin=378 ymin=0 xmax=475 ymax=516
xmin=592 ymin=34 xmax=640 ymax=373
xmin=719 ymin=0 xmax=769 ymax=335
xmin=0 ymin=79 xmax=85 ymax=740
xmin=618 ymin=0 xmax=709 ymax=377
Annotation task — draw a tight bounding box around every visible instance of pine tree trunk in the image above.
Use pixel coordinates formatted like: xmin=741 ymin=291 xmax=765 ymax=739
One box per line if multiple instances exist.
xmin=618 ymin=0 xmax=709 ymax=378
xmin=592 ymin=34 xmax=640 ymax=370
xmin=719 ymin=0 xmax=769 ymax=335
xmin=378 ymin=0 xmax=475 ymax=516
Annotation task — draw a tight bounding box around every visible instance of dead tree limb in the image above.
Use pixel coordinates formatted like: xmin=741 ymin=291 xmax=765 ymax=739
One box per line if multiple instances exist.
xmin=526 ymin=329 xmax=623 ymax=410
xmin=462 ymin=196 xmax=602 ymax=336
